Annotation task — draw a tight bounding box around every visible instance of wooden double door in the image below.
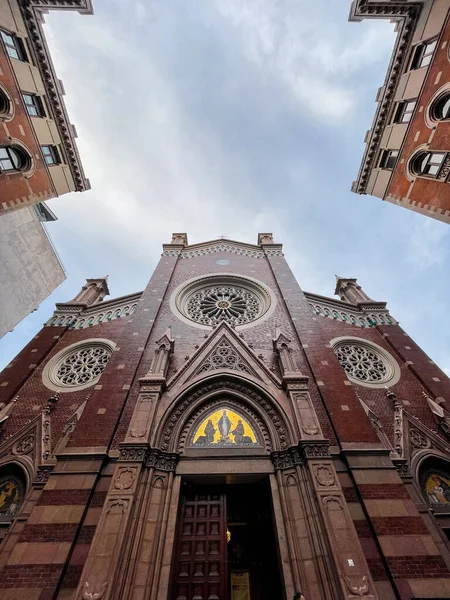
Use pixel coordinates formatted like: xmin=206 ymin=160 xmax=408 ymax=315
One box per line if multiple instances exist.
xmin=170 ymin=481 xmax=284 ymax=600
xmin=171 ymin=491 xmax=227 ymax=600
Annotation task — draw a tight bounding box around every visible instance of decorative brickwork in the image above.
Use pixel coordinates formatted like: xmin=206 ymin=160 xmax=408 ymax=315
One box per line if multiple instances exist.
xmin=0 ymin=234 xmax=449 ymax=600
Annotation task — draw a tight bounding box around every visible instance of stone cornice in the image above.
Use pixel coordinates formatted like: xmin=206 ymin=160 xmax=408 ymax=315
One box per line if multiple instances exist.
xmin=162 ymin=239 xmax=284 ymax=259
xmin=18 ymin=1 xmax=94 ymax=192
xmin=349 ymin=0 xmax=423 ymax=194
xmin=47 ymin=292 xmax=142 ymax=328
xmin=304 ymin=291 xmax=396 ymax=328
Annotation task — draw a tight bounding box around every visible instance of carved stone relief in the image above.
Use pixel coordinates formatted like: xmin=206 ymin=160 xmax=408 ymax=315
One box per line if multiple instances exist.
xmin=301 ymin=441 xmax=330 ymax=458
xmin=410 ymin=428 xmax=431 ymax=450
xmin=13 ymin=435 xmax=35 ymax=455
xmin=312 ymin=464 xmax=335 ymax=487
xmin=114 ymin=467 xmax=137 ymax=491
xmin=292 ymin=392 xmax=320 ymax=437
xmin=271 ymin=447 xmax=303 ymax=470
xmin=119 ymin=446 xmax=147 ymax=462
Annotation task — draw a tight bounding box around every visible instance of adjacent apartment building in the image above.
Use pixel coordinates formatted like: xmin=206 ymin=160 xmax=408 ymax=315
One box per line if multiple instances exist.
xmin=0 ymin=0 xmax=93 ymax=337
xmin=350 ymin=0 xmax=450 ymax=223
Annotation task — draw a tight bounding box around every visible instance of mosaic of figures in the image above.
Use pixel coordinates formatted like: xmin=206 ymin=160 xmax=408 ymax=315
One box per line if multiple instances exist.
xmin=305 ymin=295 xmax=395 ymax=329
xmin=424 ymin=472 xmax=450 ymax=505
xmin=0 ymin=476 xmax=23 ymax=517
xmin=191 ymin=408 xmax=259 ymax=447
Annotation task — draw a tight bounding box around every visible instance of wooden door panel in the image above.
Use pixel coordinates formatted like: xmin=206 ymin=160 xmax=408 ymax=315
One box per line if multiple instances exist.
xmin=171 ymin=492 xmax=227 ymax=600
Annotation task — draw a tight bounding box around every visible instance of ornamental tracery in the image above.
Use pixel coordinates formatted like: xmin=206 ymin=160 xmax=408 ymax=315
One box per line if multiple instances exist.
xmin=186 ymin=285 xmax=261 ymax=327
xmin=331 ymin=337 xmax=401 ymax=389
xmin=55 ymin=345 xmax=111 ymax=386
xmin=195 ymin=339 xmax=253 ymax=375
xmin=172 ymin=275 xmax=274 ymax=330
xmin=335 ymin=343 xmax=387 ymax=383
xmin=42 ymin=339 xmax=115 ymax=392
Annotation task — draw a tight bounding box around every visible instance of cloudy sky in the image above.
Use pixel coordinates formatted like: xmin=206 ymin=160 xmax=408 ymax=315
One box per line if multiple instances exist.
xmin=1 ymin=0 xmax=449 ymax=375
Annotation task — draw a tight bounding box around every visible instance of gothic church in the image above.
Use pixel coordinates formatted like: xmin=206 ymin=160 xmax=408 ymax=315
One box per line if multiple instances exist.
xmin=0 ymin=233 xmax=450 ymax=600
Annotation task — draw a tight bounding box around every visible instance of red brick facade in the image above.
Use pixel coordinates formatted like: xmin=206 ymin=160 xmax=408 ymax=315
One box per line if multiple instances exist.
xmin=0 ymin=234 xmax=449 ymax=600
xmin=387 ymin=13 xmax=450 ymax=218
xmin=0 ymin=42 xmax=54 ymax=211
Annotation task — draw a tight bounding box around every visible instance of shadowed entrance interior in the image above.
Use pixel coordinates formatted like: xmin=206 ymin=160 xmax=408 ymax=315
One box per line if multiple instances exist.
xmin=170 ymin=475 xmax=284 ymax=600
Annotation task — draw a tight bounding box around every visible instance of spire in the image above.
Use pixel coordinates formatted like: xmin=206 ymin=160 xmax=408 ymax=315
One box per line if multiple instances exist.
xmin=70 ymin=277 xmax=110 ymax=306
xmin=334 ymin=276 xmax=373 ymax=305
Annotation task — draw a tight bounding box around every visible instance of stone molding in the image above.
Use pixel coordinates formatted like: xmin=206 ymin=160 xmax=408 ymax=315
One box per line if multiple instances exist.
xmin=47 ymin=292 xmax=141 ymax=329
xmin=349 ymin=0 xmax=422 ymax=194
xmin=162 ymin=242 xmax=284 ymax=259
xmin=305 ymin=292 xmax=395 ymax=328
xmin=271 ymin=446 xmax=303 ymax=470
xmin=118 ymin=446 xmax=179 ymax=472
xmin=146 ymin=448 xmax=179 ymax=472
xmin=119 ymin=446 xmax=147 ymax=462
xmin=179 ymin=396 xmax=269 ymax=453
xmin=19 ymin=1 xmax=93 ymax=192
xmin=301 ymin=441 xmax=330 ymax=458
xmin=159 ymin=377 xmax=290 ymax=452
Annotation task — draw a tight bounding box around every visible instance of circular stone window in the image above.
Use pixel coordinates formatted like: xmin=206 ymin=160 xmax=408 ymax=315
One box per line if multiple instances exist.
xmin=42 ymin=339 xmax=115 ymax=392
xmin=331 ymin=337 xmax=400 ymax=388
xmin=171 ymin=274 xmax=276 ymax=330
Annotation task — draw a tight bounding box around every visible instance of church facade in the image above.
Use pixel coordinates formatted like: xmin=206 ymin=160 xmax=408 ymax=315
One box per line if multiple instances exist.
xmin=0 ymin=233 xmax=450 ymax=600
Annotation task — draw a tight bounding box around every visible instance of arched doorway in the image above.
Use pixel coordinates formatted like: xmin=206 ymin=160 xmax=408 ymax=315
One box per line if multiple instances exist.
xmin=158 ymin=378 xmax=292 ymax=600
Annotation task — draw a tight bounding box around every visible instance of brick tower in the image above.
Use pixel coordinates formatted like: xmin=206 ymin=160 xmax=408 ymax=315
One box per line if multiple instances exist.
xmin=0 ymin=233 xmax=450 ymax=600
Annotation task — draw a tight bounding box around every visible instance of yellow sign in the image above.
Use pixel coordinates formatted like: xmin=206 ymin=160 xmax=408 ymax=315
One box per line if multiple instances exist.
xmin=192 ymin=408 xmax=258 ymax=446
xmin=231 ymin=572 xmax=251 ymax=600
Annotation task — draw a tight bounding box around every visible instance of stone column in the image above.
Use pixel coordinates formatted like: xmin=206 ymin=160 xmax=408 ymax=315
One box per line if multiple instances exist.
xmin=271 ymin=446 xmax=341 ymax=600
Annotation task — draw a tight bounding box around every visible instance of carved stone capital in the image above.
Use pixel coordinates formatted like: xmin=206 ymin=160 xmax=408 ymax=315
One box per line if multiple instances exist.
xmin=33 ymin=465 xmax=54 ymax=486
xmin=119 ymin=445 xmax=148 ymax=462
xmin=146 ymin=448 xmax=179 ymax=472
xmin=271 ymin=446 xmax=303 ymax=470
xmin=393 ymin=459 xmax=412 ymax=479
xmin=300 ymin=440 xmax=330 ymax=459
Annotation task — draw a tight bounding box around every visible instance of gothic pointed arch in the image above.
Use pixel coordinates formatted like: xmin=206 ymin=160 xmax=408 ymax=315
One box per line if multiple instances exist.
xmin=156 ymin=374 xmax=293 ymax=454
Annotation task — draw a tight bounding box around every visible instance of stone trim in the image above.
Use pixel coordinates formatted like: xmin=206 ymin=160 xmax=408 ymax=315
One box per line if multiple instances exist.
xmin=146 ymin=448 xmax=179 ymax=472
xmin=118 ymin=446 xmax=147 ymax=462
xmin=159 ymin=378 xmax=290 ymax=451
xmin=162 ymin=242 xmax=283 ymax=259
xmin=271 ymin=446 xmax=303 ymax=470
xmin=169 ymin=273 xmax=277 ymax=331
xmin=47 ymin=293 xmax=142 ymax=328
xmin=349 ymin=1 xmax=422 ymax=194
xmin=331 ymin=336 xmax=401 ymax=389
xmin=19 ymin=1 xmax=93 ymax=192
xmin=41 ymin=338 xmax=116 ymax=393
xmin=304 ymin=292 xmax=396 ymax=328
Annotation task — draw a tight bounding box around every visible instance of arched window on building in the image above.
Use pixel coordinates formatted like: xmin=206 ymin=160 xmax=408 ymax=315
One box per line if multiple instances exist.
xmin=419 ymin=456 xmax=450 ymax=543
xmin=0 ymin=464 xmax=27 ymax=544
xmin=411 ymin=151 xmax=447 ymax=178
xmin=0 ymin=88 xmax=12 ymax=118
xmin=0 ymin=145 xmax=30 ymax=174
xmin=431 ymin=92 xmax=450 ymax=121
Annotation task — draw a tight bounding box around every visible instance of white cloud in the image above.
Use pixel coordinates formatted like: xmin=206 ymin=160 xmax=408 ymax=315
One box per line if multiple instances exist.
xmin=214 ymin=0 xmax=395 ymax=121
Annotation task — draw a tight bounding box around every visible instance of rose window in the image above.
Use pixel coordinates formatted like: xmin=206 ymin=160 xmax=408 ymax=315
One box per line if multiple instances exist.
xmin=186 ymin=286 xmax=261 ymax=327
xmin=42 ymin=339 xmax=115 ymax=392
xmin=55 ymin=346 xmax=111 ymax=386
xmin=335 ymin=343 xmax=387 ymax=383
xmin=173 ymin=275 xmax=274 ymax=329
